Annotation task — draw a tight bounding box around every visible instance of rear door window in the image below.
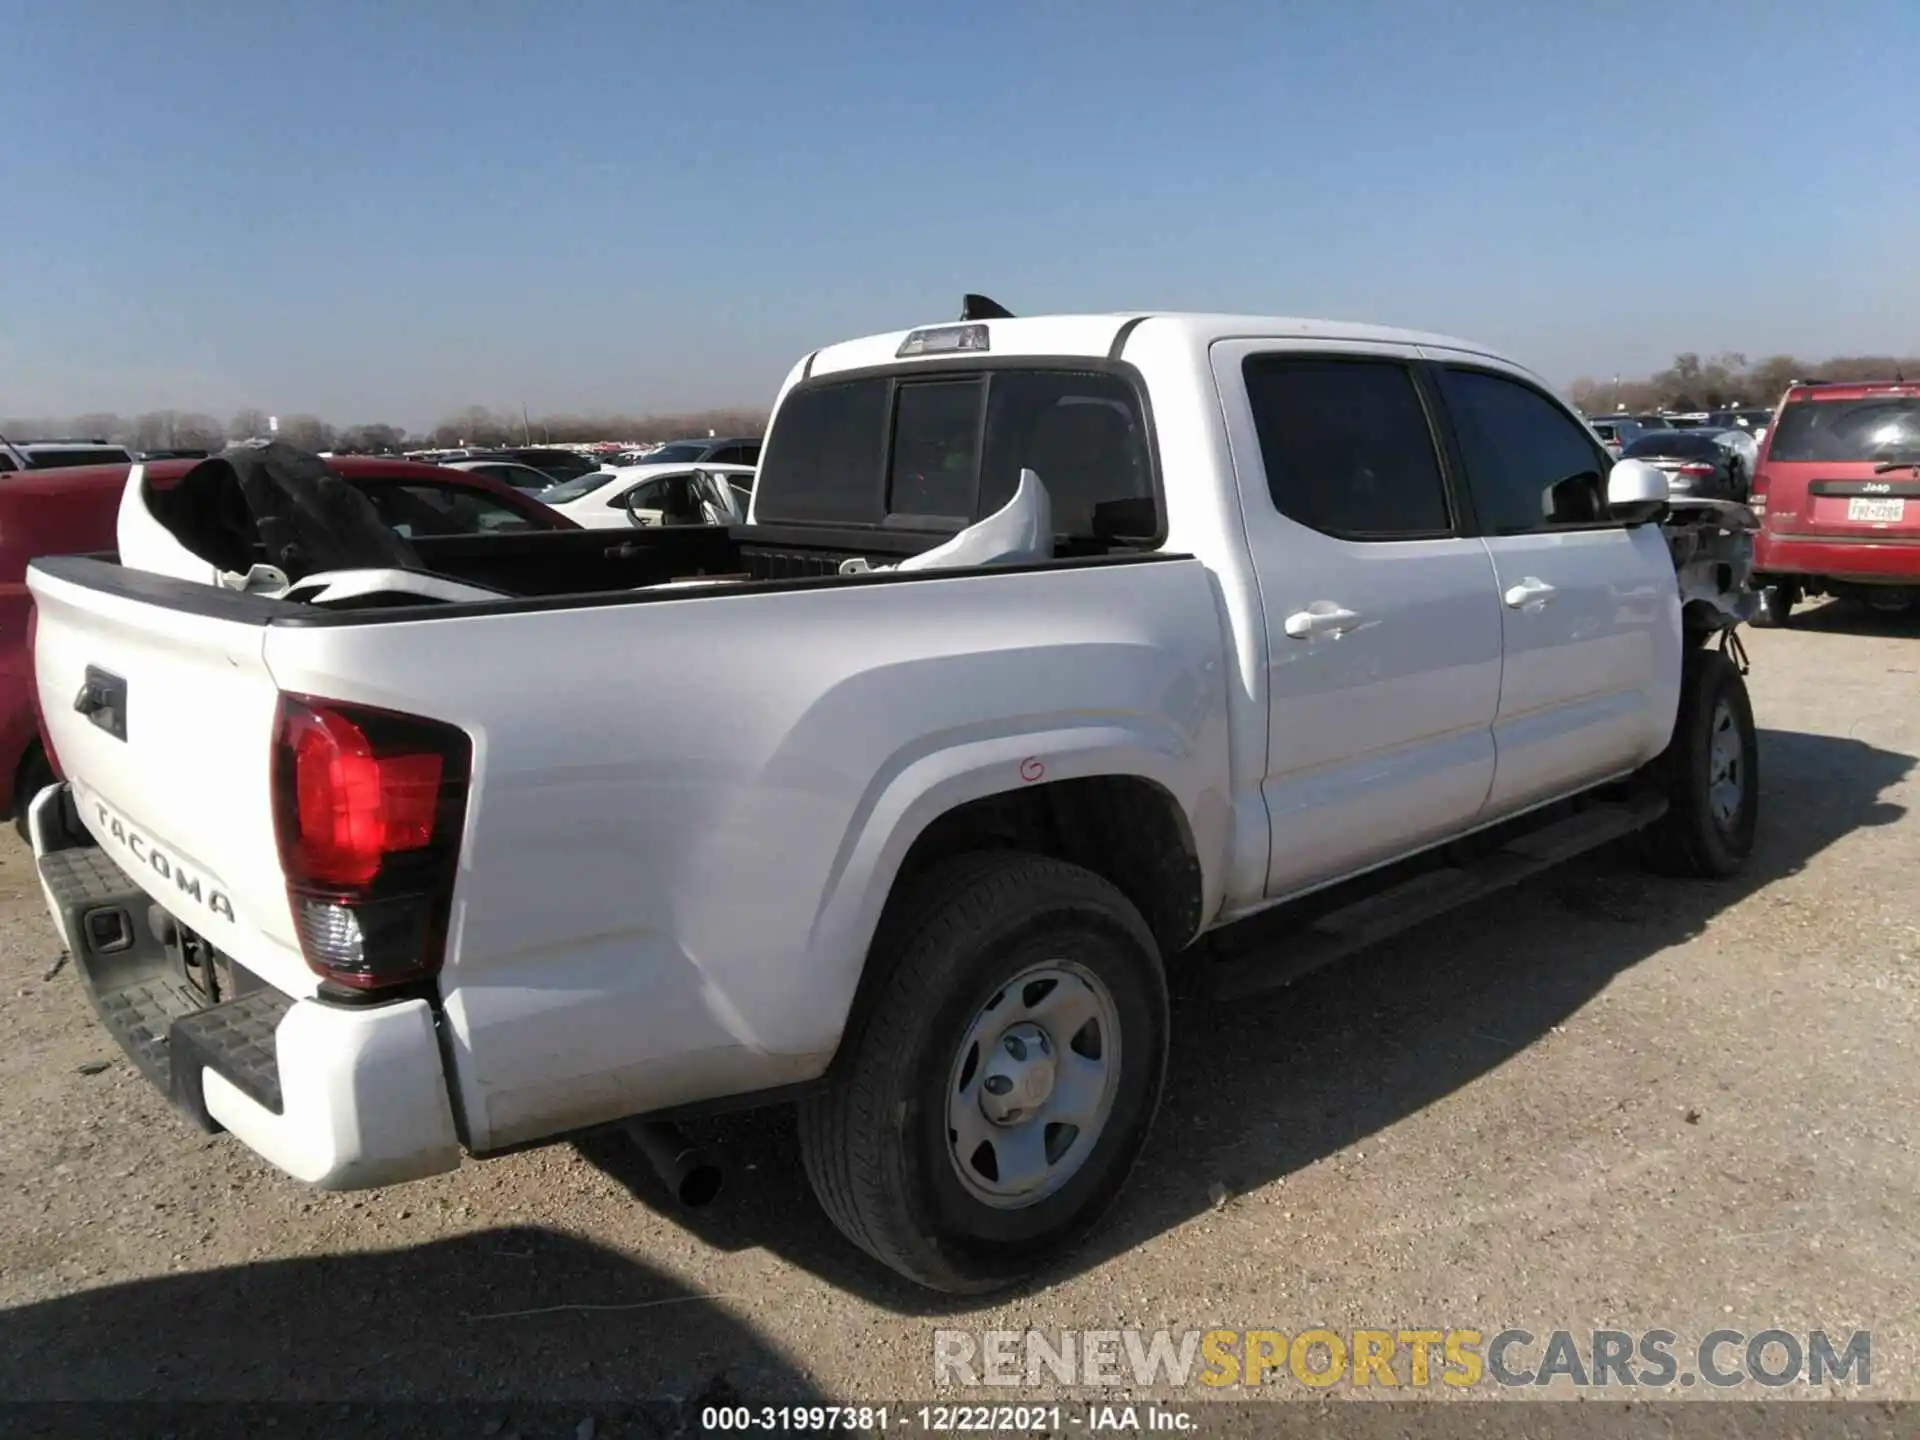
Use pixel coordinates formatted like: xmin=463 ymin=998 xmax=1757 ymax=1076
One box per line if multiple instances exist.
xmin=1241 ymin=356 xmax=1452 ymax=538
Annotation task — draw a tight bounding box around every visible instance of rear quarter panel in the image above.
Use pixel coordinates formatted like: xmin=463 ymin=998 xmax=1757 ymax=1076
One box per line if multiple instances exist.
xmin=259 ymin=559 xmax=1233 ymax=1149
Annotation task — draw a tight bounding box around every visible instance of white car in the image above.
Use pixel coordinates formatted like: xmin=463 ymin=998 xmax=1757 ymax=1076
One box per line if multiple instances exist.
xmin=24 ymin=305 xmax=1761 ymax=1295
xmin=535 ymin=461 xmax=756 ymax=529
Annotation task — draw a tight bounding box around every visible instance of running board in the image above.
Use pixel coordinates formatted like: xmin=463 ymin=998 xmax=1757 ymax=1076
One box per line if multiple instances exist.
xmin=1198 ymin=796 xmax=1667 ymax=1001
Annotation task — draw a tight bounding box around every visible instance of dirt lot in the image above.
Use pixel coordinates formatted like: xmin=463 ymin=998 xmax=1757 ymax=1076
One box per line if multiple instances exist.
xmin=2 ymin=603 xmax=1917 ymax=1421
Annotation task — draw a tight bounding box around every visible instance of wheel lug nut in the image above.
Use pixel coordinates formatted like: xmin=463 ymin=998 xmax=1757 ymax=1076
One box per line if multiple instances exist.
xmin=1004 ymin=1036 xmax=1026 ymax=1060
xmin=984 ymin=1075 xmax=1014 ymax=1096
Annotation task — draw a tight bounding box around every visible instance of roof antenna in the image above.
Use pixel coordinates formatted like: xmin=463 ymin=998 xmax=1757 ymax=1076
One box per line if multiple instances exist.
xmin=960 ymin=293 xmax=1014 ymax=321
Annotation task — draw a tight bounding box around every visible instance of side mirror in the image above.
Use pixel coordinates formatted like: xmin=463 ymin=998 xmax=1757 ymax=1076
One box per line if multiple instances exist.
xmin=1607 ymin=459 xmax=1669 ymax=525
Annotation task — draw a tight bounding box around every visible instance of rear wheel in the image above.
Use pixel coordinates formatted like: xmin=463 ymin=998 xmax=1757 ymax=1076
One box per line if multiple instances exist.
xmin=1754 ymin=583 xmax=1796 ymax=628
xmin=1640 ymin=647 xmax=1759 ymax=878
xmin=799 ymin=851 xmax=1169 ymax=1294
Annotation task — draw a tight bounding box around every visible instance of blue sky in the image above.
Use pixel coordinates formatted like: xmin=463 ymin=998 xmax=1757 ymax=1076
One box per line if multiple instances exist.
xmin=4 ymin=0 xmax=1916 ymax=428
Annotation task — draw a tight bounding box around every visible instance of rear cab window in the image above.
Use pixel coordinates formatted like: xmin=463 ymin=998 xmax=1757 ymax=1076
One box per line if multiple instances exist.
xmin=753 ymin=366 xmax=1158 ymax=543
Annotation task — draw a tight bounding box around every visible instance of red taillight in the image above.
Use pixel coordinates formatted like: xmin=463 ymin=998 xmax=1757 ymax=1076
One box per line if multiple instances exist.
xmin=1675 ymin=463 xmax=1715 ymax=478
xmin=271 ymin=694 xmax=471 ymax=991
xmin=284 ymin=704 xmax=443 ymax=886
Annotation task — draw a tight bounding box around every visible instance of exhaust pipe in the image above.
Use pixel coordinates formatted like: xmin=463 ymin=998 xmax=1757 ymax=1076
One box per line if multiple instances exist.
xmin=624 ymin=1119 xmax=723 ymax=1208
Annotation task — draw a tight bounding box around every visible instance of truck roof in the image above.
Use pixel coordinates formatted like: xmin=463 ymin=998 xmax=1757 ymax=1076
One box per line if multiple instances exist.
xmin=803 ymin=311 xmax=1523 ymax=381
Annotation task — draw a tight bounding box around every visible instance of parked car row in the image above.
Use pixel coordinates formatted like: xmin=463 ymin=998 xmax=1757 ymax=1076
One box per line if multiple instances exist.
xmin=1587 ymin=409 xmax=1772 ymax=462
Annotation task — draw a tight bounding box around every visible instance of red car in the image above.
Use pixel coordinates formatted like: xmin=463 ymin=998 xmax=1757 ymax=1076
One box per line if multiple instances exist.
xmin=0 ymin=455 xmax=574 ymax=837
xmin=1750 ymin=381 xmax=1920 ymax=625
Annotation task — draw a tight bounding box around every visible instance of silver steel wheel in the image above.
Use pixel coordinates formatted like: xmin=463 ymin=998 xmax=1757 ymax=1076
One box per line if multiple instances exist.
xmin=945 ymin=962 xmax=1121 ymax=1210
xmin=1707 ymin=697 xmax=1744 ymax=827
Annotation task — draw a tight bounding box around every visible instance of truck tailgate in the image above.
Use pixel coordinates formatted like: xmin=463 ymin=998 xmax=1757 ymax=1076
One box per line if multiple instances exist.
xmin=29 ymin=562 xmax=316 ymax=997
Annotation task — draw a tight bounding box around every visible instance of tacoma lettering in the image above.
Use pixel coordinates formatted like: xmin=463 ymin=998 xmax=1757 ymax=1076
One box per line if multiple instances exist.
xmin=97 ymin=804 xmax=235 ymax=922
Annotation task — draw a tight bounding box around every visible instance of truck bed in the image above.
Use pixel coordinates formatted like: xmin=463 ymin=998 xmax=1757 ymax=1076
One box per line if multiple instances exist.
xmin=27 ymin=534 xmax=1231 ymax=1153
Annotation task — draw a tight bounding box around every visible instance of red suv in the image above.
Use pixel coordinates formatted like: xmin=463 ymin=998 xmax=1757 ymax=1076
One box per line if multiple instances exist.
xmin=1750 ymin=381 xmax=1920 ymax=625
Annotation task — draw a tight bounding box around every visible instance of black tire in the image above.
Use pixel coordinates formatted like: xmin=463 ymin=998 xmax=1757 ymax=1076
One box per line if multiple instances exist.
xmin=1640 ymin=647 xmax=1759 ymax=878
xmin=799 ymin=850 xmax=1169 ymax=1294
xmin=1754 ymin=584 xmax=1795 ymax=628
xmin=11 ymin=745 xmax=53 ymax=845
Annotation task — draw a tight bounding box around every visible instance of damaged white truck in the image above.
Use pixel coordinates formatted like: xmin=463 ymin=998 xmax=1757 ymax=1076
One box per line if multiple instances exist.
xmin=25 ymin=304 xmax=1761 ymax=1293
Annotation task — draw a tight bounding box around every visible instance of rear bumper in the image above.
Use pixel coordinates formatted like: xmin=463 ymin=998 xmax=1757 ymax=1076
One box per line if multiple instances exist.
xmin=1753 ymin=532 xmax=1920 ymax=584
xmin=29 ymin=783 xmax=461 ymax=1190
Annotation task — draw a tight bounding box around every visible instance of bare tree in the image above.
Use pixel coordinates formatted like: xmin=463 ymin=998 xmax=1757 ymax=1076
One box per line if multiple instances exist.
xmin=62 ymin=411 xmax=131 ymax=445
xmin=173 ymin=412 xmax=224 ymax=450
xmin=334 ymin=423 xmax=406 ymax=454
xmin=228 ymin=408 xmax=269 ymax=442
xmin=131 ymin=412 xmax=180 ymax=452
xmin=1591 ymin=351 xmax=1920 ymax=415
xmin=276 ymin=414 xmax=336 ymax=451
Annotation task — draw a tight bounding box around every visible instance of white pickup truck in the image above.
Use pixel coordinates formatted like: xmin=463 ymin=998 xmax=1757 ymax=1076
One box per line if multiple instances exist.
xmin=25 ymin=306 xmax=1761 ymax=1294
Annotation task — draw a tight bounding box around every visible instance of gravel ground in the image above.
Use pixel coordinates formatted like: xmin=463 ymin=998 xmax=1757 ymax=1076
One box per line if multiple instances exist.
xmin=2 ymin=601 xmax=1917 ymax=1422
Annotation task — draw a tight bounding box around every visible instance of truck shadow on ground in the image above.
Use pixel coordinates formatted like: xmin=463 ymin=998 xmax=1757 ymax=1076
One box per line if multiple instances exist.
xmin=1784 ymin=598 xmax=1920 ymax=638
xmin=0 ymin=1226 xmax=820 ymax=1422
xmin=578 ymin=725 xmax=1914 ymax=1316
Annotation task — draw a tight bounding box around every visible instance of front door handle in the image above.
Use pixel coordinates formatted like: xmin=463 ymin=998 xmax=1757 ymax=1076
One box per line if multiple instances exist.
xmin=1283 ymin=604 xmax=1363 ymax=640
xmin=1503 ymin=577 xmax=1557 ymax=610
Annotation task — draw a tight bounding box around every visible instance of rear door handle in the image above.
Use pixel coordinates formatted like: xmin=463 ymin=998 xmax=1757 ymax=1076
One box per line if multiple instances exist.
xmin=1503 ymin=577 xmax=1557 ymax=610
xmin=1283 ymin=604 xmax=1363 ymax=640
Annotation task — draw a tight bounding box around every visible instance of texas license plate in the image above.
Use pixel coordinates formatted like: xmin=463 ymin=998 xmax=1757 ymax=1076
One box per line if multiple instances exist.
xmin=1848 ymin=497 xmax=1905 ymax=523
